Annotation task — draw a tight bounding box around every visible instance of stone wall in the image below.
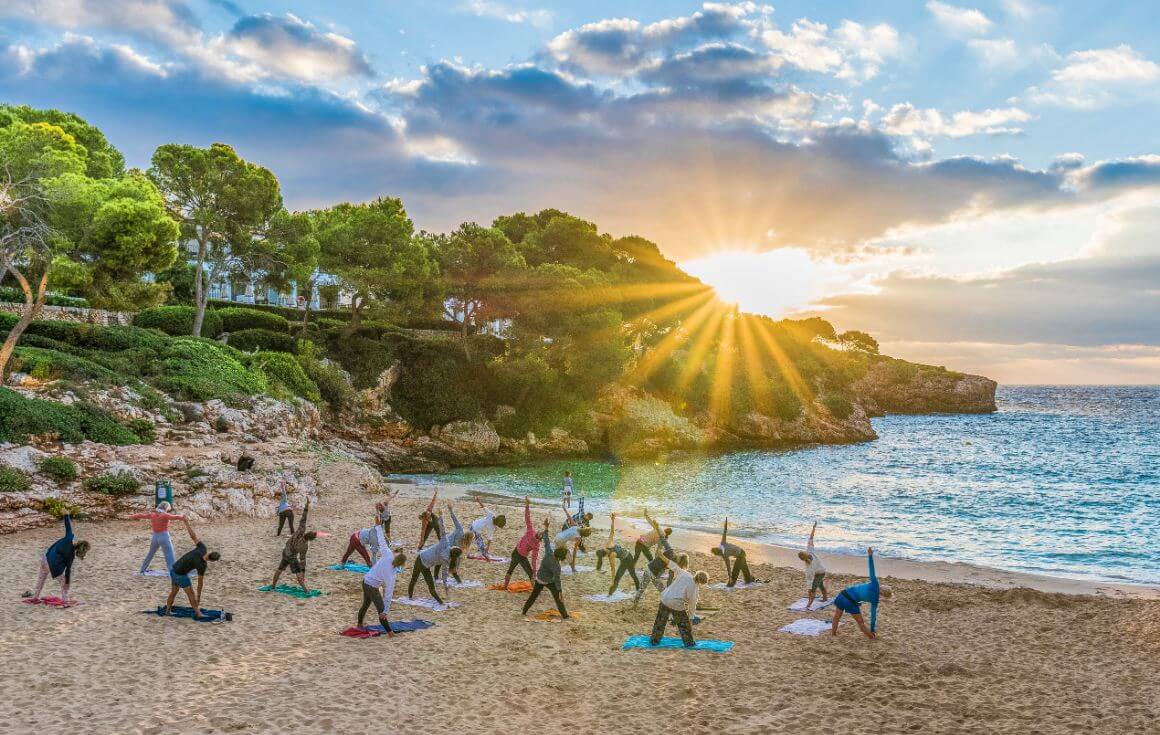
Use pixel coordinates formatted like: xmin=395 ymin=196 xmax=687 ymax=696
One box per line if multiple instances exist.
xmin=0 ymin=302 xmax=134 ymax=326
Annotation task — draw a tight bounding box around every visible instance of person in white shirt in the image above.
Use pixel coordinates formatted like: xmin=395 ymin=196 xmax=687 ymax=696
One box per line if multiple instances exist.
xmin=561 ymin=471 xmax=573 ymax=511
xmin=799 ymin=521 xmax=828 ymax=608
xmin=553 ymin=522 xmax=592 ymax=572
xmin=648 ymin=552 xmax=708 ymax=647
xmin=358 ymin=524 xmax=407 ymax=634
xmin=469 ymin=497 xmax=506 ymax=559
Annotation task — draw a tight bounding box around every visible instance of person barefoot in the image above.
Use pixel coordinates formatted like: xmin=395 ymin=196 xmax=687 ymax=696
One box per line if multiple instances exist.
xmin=271 ymin=498 xmax=317 ymax=594
xmin=126 ymin=502 xmax=185 ymax=575
xmin=602 ymin=514 xmax=640 ymax=596
xmin=166 ymin=520 xmax=220 ymax=618
xmin=502 ymin=496 xmax=540 ymax=589
xmin=649 ymin=551 xmax=708 ymax=647
xmin=358 ymin=523 xmax=407 ymax=637
xmin=275 ymin=477 xmax=294 ymax=537
xmin=711 ymin=518 xmax=753 ymax=587
xmin=553 ymin=522 xmax=592 ymax=573
xmin=407 ymin=504 xmax=472 ymax=605
xmin=832 ymin=547 xmax=891 ymax=639
xmin=415 ymin=489 xmax=440 ymax=549
xmin=522 ymin=518 xmax=570 ymax=619
xmin=799 ymin=522 xmax=828 ymax=608
xmin=469 ymin=496 xmax=506 ymax=560
xmin=28 ymin=513 xmax=88 ymax=603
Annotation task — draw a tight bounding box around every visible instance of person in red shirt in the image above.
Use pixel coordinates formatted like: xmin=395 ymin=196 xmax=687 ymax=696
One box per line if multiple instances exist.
xmin=126 ymin=501 xmax=186 ymax=574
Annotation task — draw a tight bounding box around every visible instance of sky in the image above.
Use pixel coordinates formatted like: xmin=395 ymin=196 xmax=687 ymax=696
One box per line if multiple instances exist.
xmin=1 ymin=1 xmax=1158 ymax=384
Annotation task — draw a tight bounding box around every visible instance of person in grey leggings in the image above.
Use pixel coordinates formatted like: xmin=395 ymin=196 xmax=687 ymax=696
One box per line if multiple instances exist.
xmin=126 ymin=502 xmax=186 ymax=574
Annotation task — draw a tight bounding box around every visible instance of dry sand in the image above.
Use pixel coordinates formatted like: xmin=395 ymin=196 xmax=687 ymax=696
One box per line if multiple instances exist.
xmin=2 ymin=462 xmax=1158 ymax=735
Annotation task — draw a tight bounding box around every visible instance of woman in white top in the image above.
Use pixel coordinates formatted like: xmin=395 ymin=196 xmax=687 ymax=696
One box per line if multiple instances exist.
xmin=648 ymin=551 xmax=708 ymax=647
xmin=358 ymin=524 xmax=408 ymax=634
xmin=799 ymin=522 xmax=828 ymax=608
xmin=553 ymin=522 xmax=592 ymax=573
xmin=468 ymin=497 xmax=506 ymax=559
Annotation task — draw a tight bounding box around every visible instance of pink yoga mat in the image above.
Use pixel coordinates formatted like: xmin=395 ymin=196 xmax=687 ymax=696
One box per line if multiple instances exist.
xmin=22 ymin=596 xmax=79 ymax=608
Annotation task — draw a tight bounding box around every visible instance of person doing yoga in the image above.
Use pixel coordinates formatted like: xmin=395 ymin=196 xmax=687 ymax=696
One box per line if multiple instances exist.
xmin=800 ymin=521 xmax=828 ymax=607
xmin=415 ymin=490 xmax=441 ymax=548
xmin=832 ymin=547 xmax=891 ymax=639
xmin=407 ymin=504 xmax=472 ymax=605
xmin=28 ymin=513 xmax=88 ymax=603
xmin=377 ymin=488 xmax=400 ymax=542
xmin=165 ymin=520 xmax=220 ymax=618
xmin=554 ymin=522 xmax=592 ymax=572
xmin=634 ymin=552 xmax=688 ymax=606
xmin=600 ymin=513 xmax=640 ymax=596
xmin=564 ymin=491 xmax=592 ymax=528
xmin=126 ymin=502 xmax=185 ymax=575
xmin=271 ymin=498 xmax=317 ymax=594
xmin=275 ymin=477 xmax=294 ymax=536
xmin=522 ymin=518 xmax=570 ymax=619
xmin=358 ymin=524 xmax=407 ymax=635
xmin=632 ymin=509 xmax=672 ymax=565
xmin=648 ymin=551 xmax=708 ymax=647
xmin=342 ymin=502 xmax=393 ymax=566
xmin=711 ymin=518 xmax=753 ymax=587
xmin=469 ymin=496 xmax=507 ymax=560
xmin=503 ymin=496 xmax=540 ymax=588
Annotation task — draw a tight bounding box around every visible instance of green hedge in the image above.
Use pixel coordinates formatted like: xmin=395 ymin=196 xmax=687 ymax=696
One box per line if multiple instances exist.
xmin=134 ymin=305 xmax=223 ymax=338
xmin=0 ymin=286 xmax=88 ymax=307
xmin=11 ymin=346 xmax=118 ymax=383
xmin=84 ymin=471 xmax=140 ymax=496
xmin=217 ymin=307 xmax=289 ymax=334
xmin=0 ymin=387 xmax=141 ymax=444
xmin=157 ymin=338 xmax=267 ymax=401
xmin=0 ymin=463 xmax=32 ymax=492
xmin=38 ymin=456 xmax=79 ymax=482
xmin=228 ymin=328 xmax=297 ymax=354
xmin=298 ymin=354 xmax=354 ymax=410
xmin=251 ymin=351 xmax=321 ymax=402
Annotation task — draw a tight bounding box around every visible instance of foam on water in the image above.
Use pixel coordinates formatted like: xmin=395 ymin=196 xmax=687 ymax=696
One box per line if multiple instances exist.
xmin=406 ymin=386 xmax=1160 ymax=585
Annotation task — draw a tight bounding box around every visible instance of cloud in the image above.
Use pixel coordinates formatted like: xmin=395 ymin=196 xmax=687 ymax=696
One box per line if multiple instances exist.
xmin=880 ymin=103 xmax=1031 ymax=139
xmin=220 ymin=13 xmax=374 ymax=83
xmin=1029 ymin=45 xmax=1160 ymax=109
xmin=967 ymin=38 xmax=1018 ymax=67
xmin=0 ymin=0 xmax=199 ymax=45
xmin=1072 ymin=155 xmax=1160 ymax=194
xmin=760 ymin=18 xmax=901 ymax=81
xmin=464 ymin=1 xmax=552 ymax=28
xmin=925 ymin=2 xmax=993 ymax=36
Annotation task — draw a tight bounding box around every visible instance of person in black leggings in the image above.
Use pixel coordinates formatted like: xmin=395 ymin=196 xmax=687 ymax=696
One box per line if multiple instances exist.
xmin=414 ymin=490 xmax=440 ymax=548
xmin=522 ymin=518 xmax=570 ymax=619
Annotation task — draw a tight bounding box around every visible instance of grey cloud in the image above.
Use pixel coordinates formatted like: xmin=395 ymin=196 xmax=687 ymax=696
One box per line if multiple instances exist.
xmin=224 ymin=13 xmax=375 ymax=81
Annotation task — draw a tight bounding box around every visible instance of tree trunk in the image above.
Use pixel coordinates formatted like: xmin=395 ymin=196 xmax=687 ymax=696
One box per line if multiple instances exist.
xmin=192 ymin=234 xmax=208 ymax=337
xmin=461 ymin=315 xmax=472 ymax=361
xmin=0 ymin=266 xmax=48 ymax=379
xmin=350 ymin=294 xmax=363 ymax=328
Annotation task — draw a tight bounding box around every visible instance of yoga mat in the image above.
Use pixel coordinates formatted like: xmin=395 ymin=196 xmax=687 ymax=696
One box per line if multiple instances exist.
xmin=622 ymin=635 xmax=733 ymax=653
xmin=582 ymin=590 xmax=634 ymax=603
xmin=788 ymin=597 xmax=832 ymax=612
xmin=259 ymin=584 xmax=324 ymax=598
xmin=467 ymin=555 xmax=509 ymax=563
xmin=135 ymin=570 xmax=170 ymax=578
xmin=340 ymin=619 xmax=435 ymax=637
xmin=529 ymin=609 xmax=581 ymax=622
xmin=707 ymin=581 xmax=764 ymax=590
xmin=445 ymin=579 xmax=483 ymax=589
xmin=146 ymin=606 xmax=232 ymax=622
xmin=779 ymin=618 xmax=835 ymax=637
xmin=392 ymin=597 xmax=460 ymax=612
xmin=560 ymin=565 xmax=595 ymax=575
xmin=487 ymin=581 xmax=533 ymax=593
xmin=22 ymin=596 xmax=79 ymax=608
xmin=327 ymin=562 xmax=371 ymax=574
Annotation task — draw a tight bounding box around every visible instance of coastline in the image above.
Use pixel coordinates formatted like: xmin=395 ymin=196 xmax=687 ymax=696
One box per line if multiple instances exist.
xmin=393 ymin=480 xmax=1160 ymax=600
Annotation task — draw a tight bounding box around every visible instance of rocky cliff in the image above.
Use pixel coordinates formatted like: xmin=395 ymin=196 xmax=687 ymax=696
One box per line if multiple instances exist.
xmin=853 ymin=358 xmax=998 ymax=415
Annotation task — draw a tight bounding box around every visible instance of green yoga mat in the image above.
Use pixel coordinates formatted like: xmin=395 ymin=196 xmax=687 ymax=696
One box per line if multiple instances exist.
xmin=259 ymin=584 xmax=324 ymax=598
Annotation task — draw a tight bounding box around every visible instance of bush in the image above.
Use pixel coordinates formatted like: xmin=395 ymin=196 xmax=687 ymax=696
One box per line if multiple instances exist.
xmin=0 ymin=463 xmax=32 ymax=493
xmin=37 ymin=456 xmax=79 ymax=482
xmin=127 ymin=418 xmax=156 ymax=444
xmin=217 ymin=307 xmax=289 ymax=334
xmin=250 ymin=351 xmax=321 ymax=402
xmin=298 ymin=355 xmax=354 ymax=410
xmin=42 ymin=497 xmax=85 ymax=519
xmin=84 ymin=471 xmax=140 ymax=496
xmin=0 ymin=387 xmax=141 ymax=445
xmin=134 ymin=305 xmax=222 ymax=338
xmin=10 ymin=346 xmax=118 ymax=383
xmin=156 ymin=338 xmax=267 ymax=401
xmin=0 ymin=286 xmax=88 ymax=307
xmin=228 ymin=328 xmax=297 ymax=354
xmin=821 ymin=394 xmax=854 ymax=420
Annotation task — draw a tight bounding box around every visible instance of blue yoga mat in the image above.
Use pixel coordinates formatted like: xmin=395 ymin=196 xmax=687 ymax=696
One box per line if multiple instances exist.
xmin=146 ymin=606 xmax=232 ymax=622
xmin=327 ymin=562 xmax=371 ymax=573
xmin=371 ymin=619 xmax=436 ymax=634
xmin=622 ymin=635 xmax=733 ymax=652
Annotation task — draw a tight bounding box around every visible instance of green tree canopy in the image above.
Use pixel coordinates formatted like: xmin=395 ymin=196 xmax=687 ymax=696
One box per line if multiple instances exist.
xmin=0 ymin=105 xmax=125 ymax=179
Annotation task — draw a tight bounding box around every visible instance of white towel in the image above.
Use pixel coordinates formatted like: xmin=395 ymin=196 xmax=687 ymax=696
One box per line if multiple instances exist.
xmin=393 ymin=597 xmax=461 ymax=612
xmin=582 ymin=590 xmax=635 ymax=603
xmin=136 ymin=570 xmax=170 ymax=578
xmin=707 ymin=581 xmax=763 ymax=590
xmin=561 ymin=565 xmax=596 ymax=575
xmin=446 ymin=579 xmax=483 ymax=589
xmin=779 ymin=618 xmax=834 ymax=637
xmin=788 ymin=597 xmax=832 ymax=612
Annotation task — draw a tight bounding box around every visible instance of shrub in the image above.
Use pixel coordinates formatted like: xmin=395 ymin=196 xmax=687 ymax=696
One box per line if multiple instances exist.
xmin=156 ymin=339 xmax=267 ymax=401
xmin=228 ymin=328 xmax=297 ymax=354
xmin=127 ymin=418 xmax=156 ymax=444
xmin=0 ymin=388 xmax=140 ymax=445
xmin=0 ymin=463 xmax=32 ymax=493
xmin=217 ymin=307 xmax=289 ymax=334
xmin=10 ymin=346 xmax=118 ymax=383
xmin=134 ymin=305 xmax=222 ymax=338
xmin=298 ymin=355 xmax=354 ymax=410
xmin=251 ymin=351 xmax=321 ymax=402
xmin=84 ymin=471 xmax=140 ymax=496
xmin=0 ymin=286 xmax=88 ymax=307
xmin=37 ymin=456 xmax=79 ymax=482
xmin=821 ymin=394 xmax=854 ymax=420
xmin=42 ymin=497 xmax=85 ymax=519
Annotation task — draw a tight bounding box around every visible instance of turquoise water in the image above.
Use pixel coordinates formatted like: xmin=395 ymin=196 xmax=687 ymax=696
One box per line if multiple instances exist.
xmin=404 ymin=386 xmax=1160 ymax=585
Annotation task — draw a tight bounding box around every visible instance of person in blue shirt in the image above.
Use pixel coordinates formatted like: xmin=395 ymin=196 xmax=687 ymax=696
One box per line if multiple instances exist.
xmin=832 ymin=547 xmax=892 ymax=639
xmin=29 ymin=513 xmax=89 ymax=603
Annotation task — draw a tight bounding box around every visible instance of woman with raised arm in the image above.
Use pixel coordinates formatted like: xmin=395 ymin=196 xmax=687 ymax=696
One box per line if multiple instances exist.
xmin=126 ymin=502 xmax=185 ymax=575
xmin=522 ymin=517 xmax=570 ymax=619
xmin=378 ymin=488 xmax=400 ymax=542
xmin=275 ymin=477 xmax=294 ymax=537
xmin=799 ymin=521 xmax=828 ymax=607
xmin=165 ymin=519 xmax=220 ymax=618
xmin=271 ymin=498 xmax=318 ymax=594
xmin=469 ymin=496 xmax=507 ymax=560
xmin=408 ymin=503 xmax=473 ymax=605
xmin=358 ymin=523 xmax=408 ymax=635
xmin=502 ymin=496 xmax=540 ymax=589
xmin=832 ymin=547 xmax=891 ymax=639
xmin=710 ymin=518 xmax=752 ymax=587
xmin=602 ymin=513 xmax=640 ymax=596
xmin=29 ymin=513 xmax=89 ymax=603
xmin=415 ymin=489 xmax=440 ymax=548
xmin=553 ymin=521 xmax=592 ymax=573
xmin=648 ymin=550 xmax=708 ymax=647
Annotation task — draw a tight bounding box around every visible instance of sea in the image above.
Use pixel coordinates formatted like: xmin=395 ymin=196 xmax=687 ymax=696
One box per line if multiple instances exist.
xmin=402 ymin=386 xmax=1159 ymax=586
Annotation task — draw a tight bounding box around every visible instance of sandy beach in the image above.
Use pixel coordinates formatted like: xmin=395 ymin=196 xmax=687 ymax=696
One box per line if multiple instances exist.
xmin=2 ymin=462 xmax=1157 ymax=735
